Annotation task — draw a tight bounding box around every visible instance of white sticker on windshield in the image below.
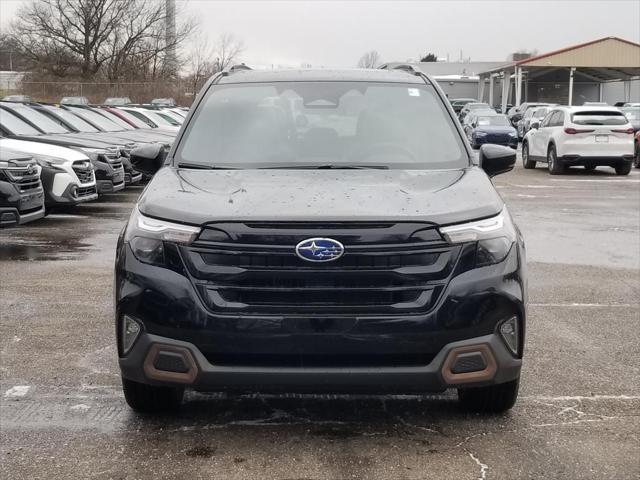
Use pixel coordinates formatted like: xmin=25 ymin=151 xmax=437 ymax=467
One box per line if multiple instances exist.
xmin=408 ymin=88 xmax=420 ymax=97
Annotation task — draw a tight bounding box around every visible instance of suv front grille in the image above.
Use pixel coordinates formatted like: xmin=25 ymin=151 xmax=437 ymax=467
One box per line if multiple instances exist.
xmin=2 ymin=160 xmax=42 ymax=192
xmin=72 ymin=160 xmax=94 ymax=184
xmin=181 ymin=223 xmax=460 ymax=316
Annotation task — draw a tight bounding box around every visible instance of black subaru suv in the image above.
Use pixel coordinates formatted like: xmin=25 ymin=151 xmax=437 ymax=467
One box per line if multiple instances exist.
xmin=0 ymin=149 xmax=44 ymax=227
xmin=116 ymin=67 xmax=526 ymax=413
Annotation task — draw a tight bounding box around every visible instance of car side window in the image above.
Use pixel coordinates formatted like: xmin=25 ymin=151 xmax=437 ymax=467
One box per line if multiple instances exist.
xmin=540 ymin=112 xmax=554 ymax=128
xmin=555 ymin=111 xmax=565 ymax=126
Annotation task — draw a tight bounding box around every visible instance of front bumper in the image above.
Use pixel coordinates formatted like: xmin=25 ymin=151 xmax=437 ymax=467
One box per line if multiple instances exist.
xmin=97 ymin=179 xmax=126 ymax=194
xmin=0 ymin=206 xmax=45 ymax=227
xmin=120 ymin=331 xmax=522 ymax=393
xmin=116 ymin=236 xmax=526 ymax=393
xmin=474 ymin=136 xmax=518 ymax=149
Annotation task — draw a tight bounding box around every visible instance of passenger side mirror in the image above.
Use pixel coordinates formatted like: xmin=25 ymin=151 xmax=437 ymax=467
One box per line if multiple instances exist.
xmin=479 ymin=144 xmax=516 ymax=177
xmin=530 ymin=121 xmax=540 ymax=130
xmin=129 ymin=144 xmax=167 ymax=175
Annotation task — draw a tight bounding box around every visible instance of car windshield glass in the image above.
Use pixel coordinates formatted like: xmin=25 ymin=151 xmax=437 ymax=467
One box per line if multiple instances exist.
xmin=154 ymin=111 xmax=181 ymax=126
xmin=572 ymin=111 xmax=628 ymax=126
xmin=0 ymin=108 xmax=41 ymax=135
xmin=42 ymin=105 xmax=99 ymax=132
xmin=112 ymin=109 xmax=151 ymax=129
xmin=622 ymin=108 xmax=639 ymax=120
xmin=9 ymin=105 xmax=69 ymax=134
xmin=66 ymin=106 xmax=124 ymax=132
xmin=140 ymin=110 xmax=175 ymax=127
xmin=95 ymin=109 xmax=135 ymax=130
xmin=177 ymin=81 xmax=468 ymax=169
xmin=477 ymin=116 xmax=510 ymax=126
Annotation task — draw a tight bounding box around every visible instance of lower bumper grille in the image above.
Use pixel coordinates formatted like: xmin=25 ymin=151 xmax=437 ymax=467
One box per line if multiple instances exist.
xmin=202 ymin=352 xmax=437 ymax=368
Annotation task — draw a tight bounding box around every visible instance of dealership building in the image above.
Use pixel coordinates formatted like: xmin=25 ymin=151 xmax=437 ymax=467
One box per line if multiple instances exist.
xmin=383 ymin=37 xmax=640 ymax=110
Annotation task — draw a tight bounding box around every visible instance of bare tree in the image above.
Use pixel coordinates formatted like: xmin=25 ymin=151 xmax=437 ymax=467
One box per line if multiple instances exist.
xmin=212 ymin=34 xmax=245 ymax=72
xmin=357 ymin=50 xmax=380 ymax=69
xmin=10 ymin=0 xmax=196 ymax=80
xmin=187 ymin=33 xmax=216 ymax=95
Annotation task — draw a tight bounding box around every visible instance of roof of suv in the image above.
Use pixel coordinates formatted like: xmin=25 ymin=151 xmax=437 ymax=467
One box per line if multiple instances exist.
xmin=216 ymin=68 xmax=426 ymax=85
xmin=553 ymin=105 xmax=625 ymax=113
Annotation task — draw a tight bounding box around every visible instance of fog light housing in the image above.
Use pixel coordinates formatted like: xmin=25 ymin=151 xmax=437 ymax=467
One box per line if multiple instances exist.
xmin=499 ymin=316 xmax=519 ymax=356
xmin=121 ymin=315 xmax=142 ymax=355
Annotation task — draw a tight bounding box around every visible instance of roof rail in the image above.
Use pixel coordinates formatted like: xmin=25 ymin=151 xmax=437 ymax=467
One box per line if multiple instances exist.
xmin=389 ymin=64 xmax=422 ymax=76
xmin=221 ymin=64 xmax=252 ymax=76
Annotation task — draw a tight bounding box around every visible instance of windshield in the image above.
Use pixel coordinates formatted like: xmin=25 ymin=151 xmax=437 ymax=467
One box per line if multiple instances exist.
xmin=111 ymin=109 xmax=151 ymax=129
xmin=177 ymin=82 xmax=468 ymax=169
xmin=477 ymin=116 xmax=510 ymax=127
xmin=6 ymin=105 xmax=69 ymax=134
xmin=95 ymin=109 xmax=135 ymax=130
xmin=0 ymin=109 xmax=41 ymax=135
xmin=154 ymin=111 xmax=181 ymax=126
xmin=42 ymin=105 xmax=99 ymax=132
xmin=622 ymin=108 xmax=639 ymax=121
xmin=138 ymin=110 xmax=175 ymax=127
xmin=66 ymin=106 xmax=124 ymax=132
xmin=572 ymin=111 xmax=628 ymax=126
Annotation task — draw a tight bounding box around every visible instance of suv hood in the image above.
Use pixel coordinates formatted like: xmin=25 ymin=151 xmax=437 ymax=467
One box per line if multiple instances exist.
xmin=0 ymin=138 xmax=89 ymax=161
xmin=139 ymin=167 xmax=503 ymax=226
xmin=8 ymin=133 xmax=119 ymax=149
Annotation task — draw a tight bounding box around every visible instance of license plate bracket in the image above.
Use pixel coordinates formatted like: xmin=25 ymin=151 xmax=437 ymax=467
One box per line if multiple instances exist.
xmin=595 ymin=135 xmax=609 ymax=143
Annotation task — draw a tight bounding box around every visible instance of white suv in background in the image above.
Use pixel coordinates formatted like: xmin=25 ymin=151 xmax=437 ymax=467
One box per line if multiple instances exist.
xmin=522 ymin=106 xmax=635 ymax=175
xmin=0 ymin=138 xmax=98 ymax=207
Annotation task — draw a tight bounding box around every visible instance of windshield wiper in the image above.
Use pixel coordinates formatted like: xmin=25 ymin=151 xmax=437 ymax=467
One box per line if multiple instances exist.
xmin=262 ymin=164 xmax=389 ymax=170
xmin=176 ymin=162 xmax=239 ymax=170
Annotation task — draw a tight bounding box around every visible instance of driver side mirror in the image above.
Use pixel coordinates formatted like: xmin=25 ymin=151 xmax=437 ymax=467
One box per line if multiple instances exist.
xmin=129 ymin=144 xmax=167 ymax=175
xmin=530 ymin=120 xmax=540 ymax=130
xmin=479 ymin=144 xmax=516 ymax=177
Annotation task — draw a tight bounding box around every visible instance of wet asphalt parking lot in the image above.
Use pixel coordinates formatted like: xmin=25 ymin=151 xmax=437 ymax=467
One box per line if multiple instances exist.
xmin=1 ymin=154 xmax=639 ymax=480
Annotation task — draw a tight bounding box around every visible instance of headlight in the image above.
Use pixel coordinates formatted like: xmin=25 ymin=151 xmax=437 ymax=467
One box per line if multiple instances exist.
xmin=124 ymin=206 xmax=201 ymax=265
xmin=75 ymin=147 xmax=107 ymax=162
xmin=509 ymin=132 xmax=517 ymax=137
xmin=440 ymin=208 xmax=516 ymax=266
xmin=0 ymin=161 xmax=9 ymax=169
xmin=34 ymin=154 xmax=67 ymax=169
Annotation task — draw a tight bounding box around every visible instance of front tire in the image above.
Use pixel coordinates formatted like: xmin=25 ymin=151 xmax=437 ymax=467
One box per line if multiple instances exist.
xmin=615 ymin=163 xmax=632 ymax=176
xmin=522 ymin=143 xmax=536 ymax=169
xmin=122 ymin=377 xmax=184 ymax=413
xmin=547 ymin=145 xmax=564 ymax=175
xmin=457 ymin=377 xmax=520 ymax=413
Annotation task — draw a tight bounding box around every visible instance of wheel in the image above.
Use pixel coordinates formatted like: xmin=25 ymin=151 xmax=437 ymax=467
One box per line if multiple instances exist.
xmin=457 ymin=377 xmax=520 ymax=413
xmin=584 ymin=165 xmax=596 ymax=172
xmin=547 ymin=145 xmax=564 ymax=175
xmin=122 ymin=377 xmax=184 ymax=413
xmin=615 ymin=163 xmax=632 ymax=176
xmin=522 ymin=143 xmax=536 ymax=169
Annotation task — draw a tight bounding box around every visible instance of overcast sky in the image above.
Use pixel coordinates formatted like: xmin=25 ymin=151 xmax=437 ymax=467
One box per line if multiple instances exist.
xmin=1 ymin=0 xmax=639 ymax=67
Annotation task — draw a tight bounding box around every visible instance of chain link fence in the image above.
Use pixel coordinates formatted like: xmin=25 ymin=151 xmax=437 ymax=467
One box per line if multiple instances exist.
xmin=15 ymin=80 xmax=201 ymax=106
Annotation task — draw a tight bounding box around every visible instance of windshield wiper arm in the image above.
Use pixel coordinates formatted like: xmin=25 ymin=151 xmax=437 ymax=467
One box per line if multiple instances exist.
xmin=176 ymin=162 xmax=239 ymax=170
xmin=262 ymin=164 xmax=389 ymax=170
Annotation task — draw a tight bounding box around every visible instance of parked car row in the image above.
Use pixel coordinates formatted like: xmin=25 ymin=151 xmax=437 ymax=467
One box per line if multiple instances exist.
xmin=451 ymin=98 xmax=637 ymax=176
xmin=0 ymin=99 xmax=187 ymax=227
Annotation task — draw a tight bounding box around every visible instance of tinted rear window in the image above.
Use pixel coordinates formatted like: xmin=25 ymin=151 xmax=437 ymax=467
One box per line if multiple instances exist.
xmin=177 ymin=82 xmax=468 ymax=169
xmin=572 ymin=111 xmax=627 ymax=126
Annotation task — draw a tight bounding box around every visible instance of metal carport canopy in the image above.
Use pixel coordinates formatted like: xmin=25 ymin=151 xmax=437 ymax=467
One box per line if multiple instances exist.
xmin=478 ymin=37 xmax=640 ymax=110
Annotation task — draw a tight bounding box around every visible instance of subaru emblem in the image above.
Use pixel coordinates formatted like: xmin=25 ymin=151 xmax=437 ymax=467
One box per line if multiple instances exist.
xmin=295 ymin=238 xmax=344 ymax=263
